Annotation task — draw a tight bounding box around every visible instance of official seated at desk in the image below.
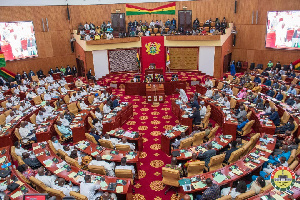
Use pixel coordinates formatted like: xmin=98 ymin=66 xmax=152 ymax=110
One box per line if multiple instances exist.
xmin=156 ymin=75 xmax=164 ymax=82
xmin=89 ymin=155 xmax=115 ymax=177
xmin=197 ymin=143 xmax=216 ymax=169
xmin=233 ymin=105 xmax=247 ymax=123
xmin=132 ymin=75 xmax=141 ymax=82
xmin=145 ymin=75 xmax=153 ymax=83
xmin=54 ymin=178 xmax=80 ymax=196
xmin=115 ymin=157 xmax=136 ymax=178
xmin=205 ymin=86 xmax=213 ymax=98
xmin=171 ymin=74 xmax=178 ymax=81
xmin=19 ymin=121 xmax=37 ymax=143
xmin=268 ymin=108 xmax=280 ymax=126
xmin=189 ymin=107 xmax=201 ymax=125
xmin=35 ymin=167 xmax=57 ymax=188
xmin=22 ymin=152 xmax=42 ymax=169
xmin=195 ymin=178 xmax=220 ymax=200
xmin=176 ymin=88 xmax=188 ymax=103
xmin=80 ymin=175 xmax=103 ymax=200
xmin=165 ymin=157 xmax=183 ymax=177
xmin=56 ymin=121 xmax=73 ymax=138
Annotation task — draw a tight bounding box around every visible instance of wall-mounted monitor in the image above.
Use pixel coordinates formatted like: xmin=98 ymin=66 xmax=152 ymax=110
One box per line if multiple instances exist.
xmin=266 ymin=11 xmax=300 ymax=50
xmin=0 ymin=21 xmax=38 ymax=61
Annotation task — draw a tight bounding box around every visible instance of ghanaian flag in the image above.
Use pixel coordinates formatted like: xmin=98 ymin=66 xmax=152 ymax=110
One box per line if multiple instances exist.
xmin=0 ymin=52 xmax=6 ymax=67
xmin=126 ymin=2 xmax=176 ymax=16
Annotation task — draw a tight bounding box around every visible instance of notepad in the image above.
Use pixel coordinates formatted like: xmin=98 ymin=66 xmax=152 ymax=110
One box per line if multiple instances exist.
xmin=232 ymin=168 xmax=243 ymax=176
xmin=259 ymin=156 xmax=269 ymax=161
xmin=68 ymin=172 xmax=77 ymax=179
xmin=102 ymin=155 xmax=112 ymax=160
xmin=126 ymin=155 xmax=134 ymax=160
xmin=11 ymin=191 xmax=23 ymax=198
xmin=54 ymin=168 xmax=65 ymax=174
xmin=100 ymin=181 xmax=108 ymax=188
xmin=0 ymin=156 xmax=6 ymax=164
xmin=213 ymin=174 xmax=226 ymax=183
xmin=184 ymin=152 xmax=192 ymax=157
xmin=116 ymin=186 xmax=124 ymax=193
xmin=33 ymin=145 xmax=41 ymax=150
xmin=91 ymin=151 xmax=99 ymax=156
xmin=192 ymin=181 xmax=206 ymax=189
xmin=43 ymin=159 xmax=53 ymax=167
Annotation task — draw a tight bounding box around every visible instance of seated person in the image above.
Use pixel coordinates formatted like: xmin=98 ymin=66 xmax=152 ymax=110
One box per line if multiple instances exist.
xmin=221 ymin=180 xmax=247 ymax=199
xmin=17 ymin=164 xmax=36 ymax=179
xmin=223 ymin=85 xmax=233 ymax=95
xmin=276 ymin=130 xmax=294 ymax=146
xmin=80 ymin=175 xmax=102 ymax=200
xmin=188 ymin=107 xmax=201 ymax=125
xmin=79 ymin=99 xmax=89 ymax=110
xmin=95 ymin=107 xmax=103 ymax=120
xmin=172 ymin=132 xmax=188 ymax=149
xmin=237 ymin=116 xmax=249 ymax=133
xmin=265 ymin=145 xmax=290 ymax=166
xmin=223 ymin=97 xmax=230 ymax=109
xmin=22 ymin=152 xmax=42 ymax=169
xmin=43 ymin=91 xmax=52 ymax=101
xmin=89 ymin=155 xmax=115 ymax=177
xmin=103 ymin=102 xmax=111 ymax=114
xmin=70 ymin=93 xmax=77 ymax=102
xmin=88 ymin=128 xmax=101 ymax=142
xmin=254 ymin=157 xmax=287 ymax=181
xmin=205 ymin=87 xmax=213 ymax=98
xmin=102 ymin=192 xmax=117 ymax=200
xmin=45 ymin=74 xmax=54 ymax=83
xmin=75 ymin=79 xmax=84 ymax=88
xmin=117 ymin=137 xmax=135 ymax=151
xmin=196 ymin=178 xmax=220 ymax=200
xmin=59 ymin=114 xmax=70 ymax=127
xmin=286 ymin=95 xmax=295 ymax=106
xmin=264 ymin=103 xmax=272 ymax=115
xmin=292 ymin=98 xmax=300 ymax=110
xmin=212 ymin=91 xmax=221 ymax=101
xmin=252 ymin=83 xmax=261 ymax=93
xmin=224 ymin=141 xmax=238 ymax=162
xmin=5 ymin=112 xmax=15 ymax=124
xmin=51 ymin=136 xmax=64 ymax=151
xmin=53 ymin=178 xmax=79 ymax=196
xmin=204 ymin=78 xmax=213 ymax=88
xmin=287 ymin=85 xmax=297 ymax=95
xmin=253 ymin=75 xmax=261 ymax=84
xmin=19 ymin=121 xmax=37 ymax=142
xmin=14 ymin=141 xmax=34 ymax=158
xmin=56 ymin=121 xmax=73 ymax=138
xmin=275 ymin=90 xmax=283 ymax=101
xmin=276 ymin=118 xmax=295 ymax=134
xmin=65 ymin=111 xmax=75 ymax=122
xmin=199 ymin=101 xmax=207 ymax=119
xmin=92 ymin=118 xmax=103 ymax=133
xmin=50 ymin=89 xmax=60 ymax=99
xmin=266 ymin=87 xmax=275 ymax=97
xmin=112 ymin=96 xmax=120 ymax=109
xmin=256 ymin=98 xmax=264 ymax=110
xmin=204 ymin=123 xmax=213 ymax=138
xmin=102 ymin=134 xmax=120 ymax=146
xmin=177 ymin=88 xmax=188 ymax=103
xmin=197 ymin=143 xmax=216 ymax=168
xmin=269 ymin=108 xmax=280 ymax=126
xmin=264 ymin=77 xmax=272 ymax=86
xmin=248 ymin=176 xmax=266 ymax=194
xmin=233 ymin=105 xmax=247 ymax=123
xmin=35 ymin=167 xmax=57 ymax=188
xmin=115 ymin=157 xmax=136 ymax=178
xmin=165 ymin=157 xmax=183 ymax=177
xmin=184 ymin=153 xmax=198 ymax=168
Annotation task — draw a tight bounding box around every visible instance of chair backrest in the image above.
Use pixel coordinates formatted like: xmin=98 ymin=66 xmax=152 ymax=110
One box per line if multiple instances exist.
xmin=115 ymin=144 xmax=131 ymax=151
xmin=88 ymin=95 xmax=94 ymax=105
xmin=31 ymin=75 xmax=39 ymax=82
xmin=115 ymin=169 xmax=134 ymax=179
xmin=67 ymin=102 xmax=79 ymax=115
xmin=64 ymin=95 xmax=70 ymax=104
xmin=29 ymin=177 xmax=47 ymax=193
xmin=46 ymin=187 xmax=65 ymax=199
xmin=241 ymin=120 xmax=255 ymax=136
xmin=282 ymin=92 xmax=287 ymax=102
xmin=288 ymin=149 xmax=297 ymax=165
xmin=69 ymin=191 xmax=88 ymax=200
xmin=88 ymin=165 xmax=106 ymax=175
xmin=207 ymin=125 xmax=219 ymax=141
xmin=241 ymin=141 xmax=252 ymax=156
xmin=85 ymin=133 xmax=98 ymax=144
xmin=246 ymin=111 xmax=252 ymax=120
xmin=90 ymin=111 xmax=96 ymax=119
xmin=65 ymin=156 xmax=81 ymax=168
xmin=289 ymin=160 xmax=299 ymax=170
xmin=192 ymin=131 xmax=205 ymax=146
xmin=187 ymin=161 xmax=205 ymax=177
xmin=208 ymin=154 xmax=225 ymax=171
xmin=230 ymin=98 xmax=237 ymax=109
xmin=206 ymin=105 xmax=211 ymax=113
xmin=179 ymin=137 xmax=194 ymax=149
xmin=57 ymin=149 xmax=68 ymax=160
xmin=217 ymin=82 xmax=224 ymax=90
xmin=54 ymin=124 xmax=64 ymax=141
xmin=259 ymin=184 xmax=273 ymax=193
xmin=291 ymin=121 xmax=298 ymax=135
xmin=14 ymin=128 xmax=22 ymax=141
xmin=1 ymin=100 xmax=7 ymax=109
xmin=202 ymin=112 xmax=211 ymax=128
xmin=235 ymin=190 xmax=256 ymax=200
xmin=30 ymin=114 xmax=36 ymax=124
xmin=33 ymin=96 xmax=42 ymax=105
xmin=10 ymin=146 xmax=18 ymax=161
xmin=98 ymin=139 xmax=114 ymax=149
xmin=77 ymin=101 xmax=82 ymax=110
xmin=0 ymin=114 xmax=6 ymax=126
xmin=4 ymin=109 xmax=11 ymax=117
xmin=227 ymin=75 xmax=233 ymax=81
xmin=161 ymin=167 xmax=180 ymax=187
xmin=88 ymin=117 xmax=94 ymax=128
xmin=48 ymin=140 xmax=58 ymax=155
xmin=217 ymin=195 xmax=232 ymax=200
xmin=99 ymin=103 xmax=104 ymax=111
xmin=228 ymin=148 xmax=245 ymax=164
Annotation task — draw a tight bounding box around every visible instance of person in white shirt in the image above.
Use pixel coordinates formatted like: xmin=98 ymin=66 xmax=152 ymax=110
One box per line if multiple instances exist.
xmin=24 ymin=99 xmax=32 ymax=109
xmin=22 ymin=78 xmax=30 ymax=85
xmin=199 ymin=101 xmax=207 ymax=119
xmin=36 ymin=111 xmax=45 ymax=124
xmin=70 ymin=93 xmax=77 ymax=102
xmin=14 ymin=141 xmax=34 ymax=158
xmin=26 ymin=91 xmax=37 ymax=99
xmin=102 ymin=134 xmax=120 ymax=146
xmin=221 ymin=180 xmax=247 ymax=199
xmin=177 ymin=88 xmax=188 ymax=103
xmin=6 ymin=112 xmax=14 ymax=124
xmin=204 ymin=78 xmax=213 ymax=88
xmin=51 ymin=89 xmax=60 ymax=99
xmin=19 ymin=121 xmax=37 ymax=142
xmin=264 ymin=103 xmax=272 ymax=115
xmin=89 ymin=155 xmax=115 ymax=177
xmin=118 ymin=137 xmax=135 ymax=151
xmin=103 ymin=102 xmax=111 ymax=114
xmin=2 ymin=85 xmax=8 ymax=91
xmin=52 ymin=81 xmax=60 ymax=90
xmin=25 ymin=121 xmax=35 ymax=132
xmin=35 ymin=167 xmax=57 ymax=188
xmin=44 ymin=101 xmax=54 ymax=113
xmin=60 ymin=86 xmax=68 ymax=94
xmin=205 ymin=87 xmax=213 ymax=98
xmin=80 ymin=88 xmax=87 ymax=96
xmin=6 ymin=100 xmax=13 ymax=108
xmin=292 ymin=98 xmax=300 ymax=111
xmin=223 ymin=97 xmax=230 ymax=109
xmin=14 ymin=87 xmax=20 ymax=95
xmin=76 ymin=91 xmax=83 ymax=99
xmin=0 ymin=92 xmax=4 ymax=100
xmin=19 ymin=84 xmax=28 ymax=92
xmin=19 ymin=102 xmax=27 ymax=112
xmin=80 ymin=175 xmax=102 ymax=200
xmin=39 ymin=79 xmax=46 ymax=85
xmin=44 ymin=92 xmax=52 ymax=101
xmin=59 ymin=78 xmax=67 ymax=86
xmin=45 ymin=75 xmax=54 ymax=83
xmin=115 ymin=157 xmax=136 ymax=178
xmin=37 ymin=87 xmax=46 ymax=95
xmin=93 ymin=94 xmax=101 ymax=104
xmin=60 ymin=114 xmax=70 ymax=127
xmin=11 ymin=94 xmax=20 ymax=104
xmin=53 ymin=178 xmax=79 ymax=196
xmin=93 ymin=118 xmax=103 ymax=133
xmin=218 ymin=93 xmax=225 ymax=104
xmin=51 ymin=136 xmax=64 ymax=151
xmin=95 ymin=107 xmax=103 ymax=120
xmin=100 ymin=91 xmax=108 ymax=99
xmin=79 ymin=99 xmax=89 ymax=110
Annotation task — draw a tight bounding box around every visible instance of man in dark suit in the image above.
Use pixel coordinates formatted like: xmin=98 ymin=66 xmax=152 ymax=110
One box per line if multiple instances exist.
xmin=37 ymin=69 xmax=44 ymax=78
xmin=189 ymin=99 xmax=199 ymax=110
xmin=269 ymin=108 xmax=280 ymax=126
xmin=112 ymin=96 xmax=120 ymax=109
xmin=15 ymin=72 xmax=22 ymax=84
xmin=189 ymin=107 xmax=201 ymax=125
xmin=197 ymin=143 xmax=216 ymax=168
xmin=224 ymin=141 xmax=238 ymax=162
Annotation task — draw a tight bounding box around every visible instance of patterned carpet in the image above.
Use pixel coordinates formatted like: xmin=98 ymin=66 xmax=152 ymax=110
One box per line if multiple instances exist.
xmin=112 ymin=86 xmax=197 ymax=200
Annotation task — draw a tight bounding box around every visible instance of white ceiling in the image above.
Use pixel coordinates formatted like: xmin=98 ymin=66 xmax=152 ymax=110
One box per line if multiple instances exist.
xmin=0 ymin=0 xmax=192 ymax=6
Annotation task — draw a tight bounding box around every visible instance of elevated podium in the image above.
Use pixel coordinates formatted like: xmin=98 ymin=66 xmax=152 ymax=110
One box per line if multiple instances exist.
xmin=146 ymin=83 xmax=165 ymax=103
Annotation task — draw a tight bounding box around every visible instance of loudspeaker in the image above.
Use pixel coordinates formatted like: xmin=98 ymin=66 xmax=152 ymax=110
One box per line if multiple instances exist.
xmin=234 ymin=0 xmax=237 ymax=13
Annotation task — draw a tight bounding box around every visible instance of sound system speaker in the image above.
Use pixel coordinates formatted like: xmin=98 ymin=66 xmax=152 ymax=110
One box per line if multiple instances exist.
xmin=234 ymin=0 xmax=237 ymax=13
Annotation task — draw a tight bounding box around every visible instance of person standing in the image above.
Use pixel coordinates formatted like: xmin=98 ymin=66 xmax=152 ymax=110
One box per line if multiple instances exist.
xmin=230 ymin=61 xmax=236 ymax=76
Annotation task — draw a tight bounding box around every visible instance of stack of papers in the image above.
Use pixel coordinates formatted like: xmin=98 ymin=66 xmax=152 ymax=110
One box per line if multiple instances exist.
xmin=102 ymin=155 xmax=112 ymax=160
xmin=43 ymin=159 xmax=54 ymax=167
xmin=232 ymin=168 xmax=243 ymax=176
xmin=213 ymin=174 xmax=227 ymax=183
xmin=116 ymin=186 xmax=123 ymax=193
xmin=192 ymin=181 xmax=206 ymax=189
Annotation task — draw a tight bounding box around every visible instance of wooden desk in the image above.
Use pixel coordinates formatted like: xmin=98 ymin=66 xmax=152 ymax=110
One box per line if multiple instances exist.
xmin=145 ymin=69 xmax=163 ymax=77
xmin=171 ymin=100 xmax=193 ymax=134
xmin=0 ymin=146 xmax=37 ymax=200
xmin=107 ymin=128 xmax=143 ymax=151
xmin=161 ymin=125 xmax=189 ymax=156
xmin=179 ymin=134 xmax=276 ymax=194
xmin=70 ymin=111 xmax=89 ymax=143
xmin=146 ymin=83 xmax=165 ymax=103
xmin=32 ymin=142 xmax=132 ymax=198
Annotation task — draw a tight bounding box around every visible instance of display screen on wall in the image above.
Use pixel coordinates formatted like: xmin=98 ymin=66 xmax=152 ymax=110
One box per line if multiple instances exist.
xmin=0 ymin=21 xmax=38 ymax=61
xmin=266 ymin=11 xmax=300 ymax=50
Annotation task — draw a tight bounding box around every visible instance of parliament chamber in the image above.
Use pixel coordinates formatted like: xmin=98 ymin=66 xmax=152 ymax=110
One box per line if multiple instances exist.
xmin=0 ymin=0 xmax=300 ymax=200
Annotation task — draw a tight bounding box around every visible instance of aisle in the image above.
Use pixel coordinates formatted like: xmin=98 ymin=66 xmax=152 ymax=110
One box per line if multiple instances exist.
xmin=113 ymin=87 xmax=195 ymax=200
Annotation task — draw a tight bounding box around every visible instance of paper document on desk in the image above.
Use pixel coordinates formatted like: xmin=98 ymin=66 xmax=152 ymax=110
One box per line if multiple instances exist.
xmin=116 ymin=186 xmax=124 ymax=193
xmin=43 ymin=159 xmax=54 ymax=167
xmin=33 ymin=145 xmax=41 ymax=150
xmin=102 ymin=155 xmax=112 ymax=160
xmin=91 ymin=151 xmax=99 ymax=156
xmin=68 ymin=172 xmax=77 ymax=179
xmin=259 ymin=156 xmax=269 ymax=161
xmin=192 ymin=181 xmax=206 ymax=189
xmin=232 ymin=168 xmax=243 ymax=176
xmin=126 ymin=155 xmax=134 ymax=160
xmin=11 ymin=191 xmax=23 ymax=199
xmin=213 ymin=174 xmax=226 ymax=183
xmin=54 ymin=168 xmax=65 ymax=174
xmin=100 ymin=181 xmax=108 ymax=189
xmin=184 ymin=152 xmax=192 ymax=157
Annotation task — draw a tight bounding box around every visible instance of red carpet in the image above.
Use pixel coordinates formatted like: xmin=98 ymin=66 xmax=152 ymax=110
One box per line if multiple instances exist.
xmin=112 ymin=86 xmax=198 ymax=200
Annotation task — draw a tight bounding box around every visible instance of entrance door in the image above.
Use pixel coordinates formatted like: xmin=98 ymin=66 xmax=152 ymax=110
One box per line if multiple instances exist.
xmin=111 ymin=13 xmax=126 ymax=37
xmin=223 ymin=53 xmax=232 ymax=73
xmin=76 ymin=58 xmax=85 ymax=77
xmin=178 ymin=10 xmax=192 ymax=31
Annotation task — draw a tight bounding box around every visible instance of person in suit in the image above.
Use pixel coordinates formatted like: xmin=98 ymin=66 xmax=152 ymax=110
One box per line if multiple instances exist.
xmin=197 ymin=143 xmax=216 ymax=168
xmin=275 ymin=90 xmax=283 ymax=101
xmin=233 ymin=105 xmax=247 ymax=123
xmin=224 ymin=141 xmax=238 ymax=162
xmin=189 ymin=99 xmax=199 ymax=110
xmin=36 ymin=69 xmax=44 ymax=78
xmin=112 ymin=96 xmax=120 ymax=109
xmin=189 ymin=107 xmax=201 ymax=125
xmin=269 ymin=108 xmax=280 ymax=126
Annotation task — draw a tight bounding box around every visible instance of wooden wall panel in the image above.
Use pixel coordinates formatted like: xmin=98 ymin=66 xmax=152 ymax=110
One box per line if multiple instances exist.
xmin=214 ymin=47 xmax=222 ymax=78
xmin=169 ymin=47 xmax=198 ymax=70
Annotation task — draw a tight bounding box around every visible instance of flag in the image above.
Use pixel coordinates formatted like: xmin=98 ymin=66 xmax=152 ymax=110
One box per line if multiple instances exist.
xmin=166 ymin=49 xmax=170 ymax=66
xmin=126 ymin=2 xmax=176 ymax=16
xmin=137 ymin=52 xmax=140 ymax=68
xmin=0 ymin=52 xmax=6 ymax=67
